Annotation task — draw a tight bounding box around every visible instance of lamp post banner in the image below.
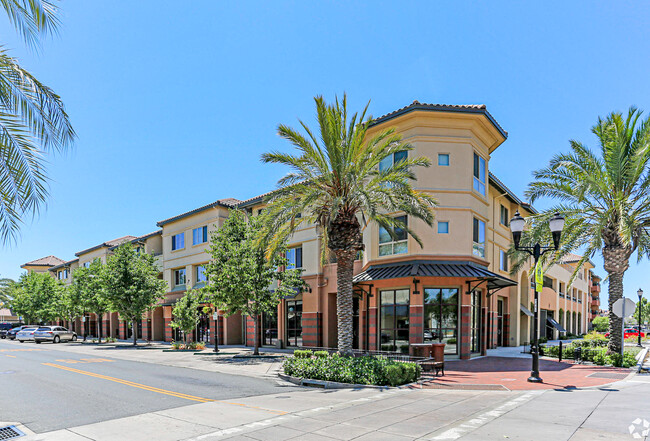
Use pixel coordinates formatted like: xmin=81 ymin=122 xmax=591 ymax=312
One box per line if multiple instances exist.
xmin=535 ymin=260 xmax=544 ymax=292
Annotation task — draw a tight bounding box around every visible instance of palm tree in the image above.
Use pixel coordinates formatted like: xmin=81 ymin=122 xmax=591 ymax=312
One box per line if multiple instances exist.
xmin=261 ymin=95 xmax=436 ymax=354
xmin=522 ymin=107 xmax=650 ymax=354
xmin=0 ymin=0 xmax=75 ymax=243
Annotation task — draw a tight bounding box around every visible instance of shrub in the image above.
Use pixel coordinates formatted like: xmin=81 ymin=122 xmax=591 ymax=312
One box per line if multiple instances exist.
xmin=283 ymin=355 xmax=421 ymax=386
xmin=293 ymin=350 xmax=313 ymax=358
xmin=447 ymin=338 xmax=457 ymax=344
xmin=313 ymin=351 xmax=329 ymax=358
xmin=538 ymin=336 xmax=548 ymax=344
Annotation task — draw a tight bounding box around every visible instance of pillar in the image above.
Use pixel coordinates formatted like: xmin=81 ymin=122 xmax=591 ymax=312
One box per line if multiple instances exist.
xmin=301 ymin=312 xmax=320 ymax=347
xmin=409 ymin=304 xmax=423 ymax=344
xmin=460 ymin=304 xmax=471 ymax=360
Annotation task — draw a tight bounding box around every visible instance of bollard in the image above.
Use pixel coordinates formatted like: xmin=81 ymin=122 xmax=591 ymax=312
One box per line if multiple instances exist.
xmin=574 ymin=346 xmax=582 ymax=364
xmin=559 ymin=341 xmax=563 ymax=362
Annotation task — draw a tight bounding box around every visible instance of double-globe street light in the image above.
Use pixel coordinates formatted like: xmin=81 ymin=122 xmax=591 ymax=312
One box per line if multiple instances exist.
xmin=509 ymin=211 xmax=565 ymax=383
xmin=638 ymin=288 xmax=644 ymax=347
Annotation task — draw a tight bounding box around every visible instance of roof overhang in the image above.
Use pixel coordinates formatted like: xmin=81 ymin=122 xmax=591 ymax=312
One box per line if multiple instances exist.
xmin=353 ymin=260 xmax=516 ymax=292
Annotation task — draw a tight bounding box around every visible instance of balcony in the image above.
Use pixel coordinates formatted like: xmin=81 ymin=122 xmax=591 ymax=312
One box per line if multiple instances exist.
xmin=591 ymin=298 xmax=600 ymax=308
xmin=559 ymin=292 xmax=565 ymax=298
xmin=591 ymin=283 xmax=600 ymax=294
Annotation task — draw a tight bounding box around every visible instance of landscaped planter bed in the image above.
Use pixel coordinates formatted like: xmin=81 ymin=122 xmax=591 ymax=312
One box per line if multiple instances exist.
xmin=282 ymin=350 xmax=421 ymax=387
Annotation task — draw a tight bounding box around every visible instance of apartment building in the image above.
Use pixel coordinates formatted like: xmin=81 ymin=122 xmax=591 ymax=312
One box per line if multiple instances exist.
xmin=21 ymin=101 xmax=597 ymax=358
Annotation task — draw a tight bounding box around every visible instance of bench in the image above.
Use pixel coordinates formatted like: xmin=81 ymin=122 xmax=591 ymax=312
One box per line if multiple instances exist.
xmin=418 ymin=358 xmax=444 ymax=376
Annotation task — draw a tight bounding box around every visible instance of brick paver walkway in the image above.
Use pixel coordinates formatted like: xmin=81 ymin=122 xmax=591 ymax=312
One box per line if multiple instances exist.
xmin=422 ymin=356 xmax=632 ymax=390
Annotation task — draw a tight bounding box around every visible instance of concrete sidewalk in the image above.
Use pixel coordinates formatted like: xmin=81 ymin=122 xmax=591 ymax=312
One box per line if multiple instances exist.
xmin=22 ymin=373 xmax=650 ymax=441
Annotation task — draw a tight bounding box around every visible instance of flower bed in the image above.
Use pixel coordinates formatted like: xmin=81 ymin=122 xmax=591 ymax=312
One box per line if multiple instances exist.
xmin=170 ymin=341 xmax=206 ymax=350
xmin=541 ymin=333 xmax=637 ymax=368
xmin=283 ymin=350 xmax=421 ymax=386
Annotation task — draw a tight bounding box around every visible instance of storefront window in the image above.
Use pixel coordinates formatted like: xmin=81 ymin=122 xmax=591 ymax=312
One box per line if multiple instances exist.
xmin=379 ymin=289 xmax=409 ymax=353
xmin=424 ymin=288 xmax=459 ymax=355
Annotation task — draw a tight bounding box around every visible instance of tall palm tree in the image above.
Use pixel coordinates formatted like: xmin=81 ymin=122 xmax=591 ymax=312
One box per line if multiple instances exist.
xmin=0 ymin=0 xmax=75 ymax=243
xmin=261 ymin=95 xmax=436 ymax=354
xmin=0 ymin=276 xmax=14 ymax=307
xmin=522 ymin=107 xmax=650 ymax=354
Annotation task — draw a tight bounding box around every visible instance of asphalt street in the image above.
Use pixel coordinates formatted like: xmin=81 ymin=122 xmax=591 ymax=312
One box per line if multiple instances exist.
xmin=0 ymin=338 xmax=283 ymax=433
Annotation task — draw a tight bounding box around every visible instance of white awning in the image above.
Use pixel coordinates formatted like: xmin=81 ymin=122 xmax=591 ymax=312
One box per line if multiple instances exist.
xmin=520 ymin=304 xmax=533 ymax=317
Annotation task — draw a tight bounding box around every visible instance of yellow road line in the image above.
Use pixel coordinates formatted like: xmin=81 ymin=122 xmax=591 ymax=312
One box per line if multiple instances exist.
xmin=5 ymin=355 xmax=16 ymax=358
xmin=42 ymin=363 xmax=214 ymax=403
xmin=0 ymin=348 xmax=42 ymax=352
xmin=41 ymin=363 xmax=287 ymax=415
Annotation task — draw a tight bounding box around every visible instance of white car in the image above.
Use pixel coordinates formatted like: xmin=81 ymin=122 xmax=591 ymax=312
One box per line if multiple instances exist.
xmin=16 ymin=327 xmax=37 ymax=342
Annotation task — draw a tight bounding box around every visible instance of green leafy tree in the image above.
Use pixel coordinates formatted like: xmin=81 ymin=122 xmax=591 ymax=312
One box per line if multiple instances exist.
xmin=0 ymin=277 xmax=15 ymax=307
xmin=170 ymin=289 xmax=202 ymax=343
xmin=56 ymin=284 xmax=82 ymax=334
xmin=592 ymin=316 xmax=609 ymax=333
xmin=204 ymin=210 xmax=305 ymax=355
xmin=0 ymin=1 xmax=75 ymax=243
xmin=10 ymin=271 xmax=62 ymax=324
xmin=519 ymin=108 xmax=650 ymax=354
xmin=633 ymin=297 xmax=649 ymax=326
xmin=72 ymin=260 xmax=109 ymax=343
xmin=260 ymin=95 xmax=436 ymax=353
xmin=102 ymin=244 xmax=167 ymax=346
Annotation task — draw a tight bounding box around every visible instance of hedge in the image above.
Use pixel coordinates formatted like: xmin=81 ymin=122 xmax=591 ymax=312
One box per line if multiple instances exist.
xmin=283 ymin=351 xmax=421 ymax=386
xmin=541 ymin=337 xmax=637 ymax=368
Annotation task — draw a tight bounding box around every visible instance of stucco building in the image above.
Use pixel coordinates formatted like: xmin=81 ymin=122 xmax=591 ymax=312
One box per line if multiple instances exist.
xmin=22 ymin=101 xmax=598 ymax=359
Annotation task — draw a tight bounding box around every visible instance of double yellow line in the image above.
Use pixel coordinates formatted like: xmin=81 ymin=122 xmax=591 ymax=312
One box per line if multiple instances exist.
xmin=42 ymin=363 xmax=214 ymax=403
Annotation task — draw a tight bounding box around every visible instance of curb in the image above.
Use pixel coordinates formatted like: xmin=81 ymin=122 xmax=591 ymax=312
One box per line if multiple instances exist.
xmin=278 ymin=373 xmax=390 ymax=390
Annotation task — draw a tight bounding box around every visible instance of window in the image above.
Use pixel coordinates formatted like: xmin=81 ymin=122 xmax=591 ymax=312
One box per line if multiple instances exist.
xmin=379 ymin=150 xmax=407 ymax=172
xmin=174 ymin=269 xmax=186 ymax=286
xmin=472 ymin=218 xmax=485 ymax=258
xmin=424 ymin=288 xmax=458 ymax=355
xmin=171 ymin=233 xmax=184 ymax=251
xmin=57 ymin=270 xmax=68 ymax=280
xmin=438 ymin=153 xmax=450 ymax=166
xmin=257 ymin=208 xmax=264 ymax=216
xmin=500 ymin=205 xmax=509 ymax=226
xmin=379 ymin=215 xmax=408 ymax=256
xmin=380 ymin=289 xmax=409 ymax=353
xmin=83 ymin=262 xmax=90 ymax=269
xmin=543 ymin=276 xmax=554 ymax=289
xmin=286 ymin=247 xmax=303 ymax=269
xmin=437 ymin=221 xmax=449 ymax=234
xmin=193 ymin=226 xmax=208 ymax=245
xmin=473 ymin=152 xmax=486 ymax=195
xmin=500 ymin=250 xmax=508 ymax=272
xmin=196 ymin=265 xmax=207 ymax=283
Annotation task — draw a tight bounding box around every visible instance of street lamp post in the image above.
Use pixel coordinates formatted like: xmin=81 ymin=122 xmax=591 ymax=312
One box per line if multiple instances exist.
xmin=510 ymin=211 xmax=565 ymax=383
xmin=638 ymin=288 xmax=644 ymax=347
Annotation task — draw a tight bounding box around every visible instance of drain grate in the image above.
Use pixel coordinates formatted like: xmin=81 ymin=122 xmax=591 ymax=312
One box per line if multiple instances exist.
xmin=0 ymin=426 xmax=25 ymax=440
xmin=587 ymin=372 xmax=629 ymax=380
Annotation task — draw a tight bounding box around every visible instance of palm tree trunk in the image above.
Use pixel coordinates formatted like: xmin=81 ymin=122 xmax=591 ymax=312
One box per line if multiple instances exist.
xmin=603 ymin=244 xmax=630 ymax=354
xmin=335 ymin=249 xmax=355 ymax=355
xmin=606 ymin=272 xmax=624 ymax=354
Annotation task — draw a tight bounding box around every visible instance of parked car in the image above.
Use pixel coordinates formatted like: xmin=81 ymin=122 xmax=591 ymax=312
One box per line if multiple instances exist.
xmin=34 ymin=326 xmax=77 ymax=344
xmin=0 ymin=322 xmax=19 ymax=339
xmin=16 ymin=327 xmax=37 ymax=342
xmin=6 ymin=325 xmax=36 ymax=340
xmin=605 ymin=328 xmax=646 ymax=339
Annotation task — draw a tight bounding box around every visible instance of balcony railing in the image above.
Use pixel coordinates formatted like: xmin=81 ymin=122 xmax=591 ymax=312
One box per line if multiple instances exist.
xmin=559 ymin=292 xmax=565 ymax=298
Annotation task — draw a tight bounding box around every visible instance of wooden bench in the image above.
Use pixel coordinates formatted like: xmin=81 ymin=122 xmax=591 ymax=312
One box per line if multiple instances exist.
xmin=418 ymin=358 xmax=444 ymax=376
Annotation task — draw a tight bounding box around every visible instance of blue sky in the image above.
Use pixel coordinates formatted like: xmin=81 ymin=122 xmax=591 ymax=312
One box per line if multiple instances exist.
xmin=2 ymin=1 xmax=649 ymax=304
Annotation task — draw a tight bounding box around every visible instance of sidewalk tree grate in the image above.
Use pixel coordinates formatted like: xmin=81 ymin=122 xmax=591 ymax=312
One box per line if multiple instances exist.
xmin=586 ymin=372 xmax=629 ymax=380
xmin=0 ymin=426 xmax=25 ymax=440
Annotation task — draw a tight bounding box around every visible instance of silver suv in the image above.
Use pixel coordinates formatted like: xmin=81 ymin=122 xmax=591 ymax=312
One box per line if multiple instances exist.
xmin=34 ymin=326 xmax=77 ymax=344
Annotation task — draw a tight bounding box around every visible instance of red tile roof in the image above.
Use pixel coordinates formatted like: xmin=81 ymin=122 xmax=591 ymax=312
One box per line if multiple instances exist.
xmin=75 ymin=236 xmax=137 ymax=257
xmin=21 ymin=255 xmax=66 ymax=268
xmin=370 ymin=100 xmax=507 ymax=138
xmin=157 ymin=199 xmax=241 ymax=227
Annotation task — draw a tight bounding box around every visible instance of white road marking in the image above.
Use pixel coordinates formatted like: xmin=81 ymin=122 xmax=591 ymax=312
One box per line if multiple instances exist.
xmin=430 ymin=391 xmax=543 ymax=440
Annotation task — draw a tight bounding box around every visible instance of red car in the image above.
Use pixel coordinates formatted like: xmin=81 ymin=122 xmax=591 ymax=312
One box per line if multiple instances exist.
xmin=605 ymin=328 xmax=646 ymax=339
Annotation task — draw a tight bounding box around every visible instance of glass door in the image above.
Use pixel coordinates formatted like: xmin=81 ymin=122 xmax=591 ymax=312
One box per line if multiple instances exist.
xmin=262 ymin=310 xmax=278 ymax=346
xmin=286 ymin=299 xmax=303 ymax=347
xmin=423 ymin=288 xmax=459 ymax=354
xmin=497 ymin=299 xmax=504 ymax=347
xmin=471 ymin=291 xmax=482 ymax=353
xmin=379 ymin=289 xmax=410 ymax=353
